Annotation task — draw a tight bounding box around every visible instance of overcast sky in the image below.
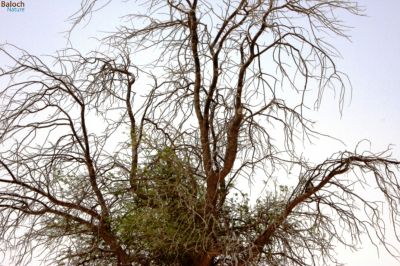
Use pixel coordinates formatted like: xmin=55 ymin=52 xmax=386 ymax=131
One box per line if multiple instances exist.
xmin=1 ymin=1 xmax=400 ymax=265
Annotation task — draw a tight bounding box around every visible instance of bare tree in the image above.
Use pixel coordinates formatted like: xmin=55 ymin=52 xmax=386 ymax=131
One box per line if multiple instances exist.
xmin=1 ymin=0 xmax=400 ymax=265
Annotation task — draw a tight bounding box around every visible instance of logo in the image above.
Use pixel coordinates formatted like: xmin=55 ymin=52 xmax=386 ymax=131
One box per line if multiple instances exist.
xmin=1 ymin=1 xmax=25 ymax=12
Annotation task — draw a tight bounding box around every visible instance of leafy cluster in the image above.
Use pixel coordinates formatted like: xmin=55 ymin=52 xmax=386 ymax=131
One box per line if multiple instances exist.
xmin=115 ymin=148 xmax=204 ymax=264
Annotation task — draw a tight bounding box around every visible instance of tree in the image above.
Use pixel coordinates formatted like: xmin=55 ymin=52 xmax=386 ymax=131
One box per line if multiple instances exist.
xmin=1 ymin=0 xmax=400 ymax=265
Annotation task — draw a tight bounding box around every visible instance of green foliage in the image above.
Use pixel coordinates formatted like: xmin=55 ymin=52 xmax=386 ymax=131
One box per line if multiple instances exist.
xmin=115 ymin=147 xmax=204 ymax=264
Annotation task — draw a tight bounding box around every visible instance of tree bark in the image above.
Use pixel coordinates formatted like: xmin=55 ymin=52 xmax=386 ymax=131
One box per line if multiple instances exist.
xmin=192 ymin=253 xmax=215 ymax=266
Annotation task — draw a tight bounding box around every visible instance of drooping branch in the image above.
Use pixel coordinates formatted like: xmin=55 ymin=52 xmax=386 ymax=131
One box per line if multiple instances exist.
xmin=240 ymin=151 xmax=400 ymax=264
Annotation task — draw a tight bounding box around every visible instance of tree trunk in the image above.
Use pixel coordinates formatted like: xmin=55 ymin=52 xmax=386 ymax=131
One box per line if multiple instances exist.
xmin=191 ymin=252 xmax=215 ymax=266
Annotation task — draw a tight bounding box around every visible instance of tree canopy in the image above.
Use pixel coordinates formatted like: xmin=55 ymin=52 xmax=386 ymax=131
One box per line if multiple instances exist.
xmin=1 ymin=1 xmax=400 ymax=265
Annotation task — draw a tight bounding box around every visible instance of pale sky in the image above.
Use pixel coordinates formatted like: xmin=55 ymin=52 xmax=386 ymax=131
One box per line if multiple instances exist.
xmin=1 ymin=1 xmax=400 ymax=265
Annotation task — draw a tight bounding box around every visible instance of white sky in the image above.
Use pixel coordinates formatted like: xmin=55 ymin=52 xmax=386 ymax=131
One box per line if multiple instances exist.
xmin=1 ymin=1 xmax=400 ymax=265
